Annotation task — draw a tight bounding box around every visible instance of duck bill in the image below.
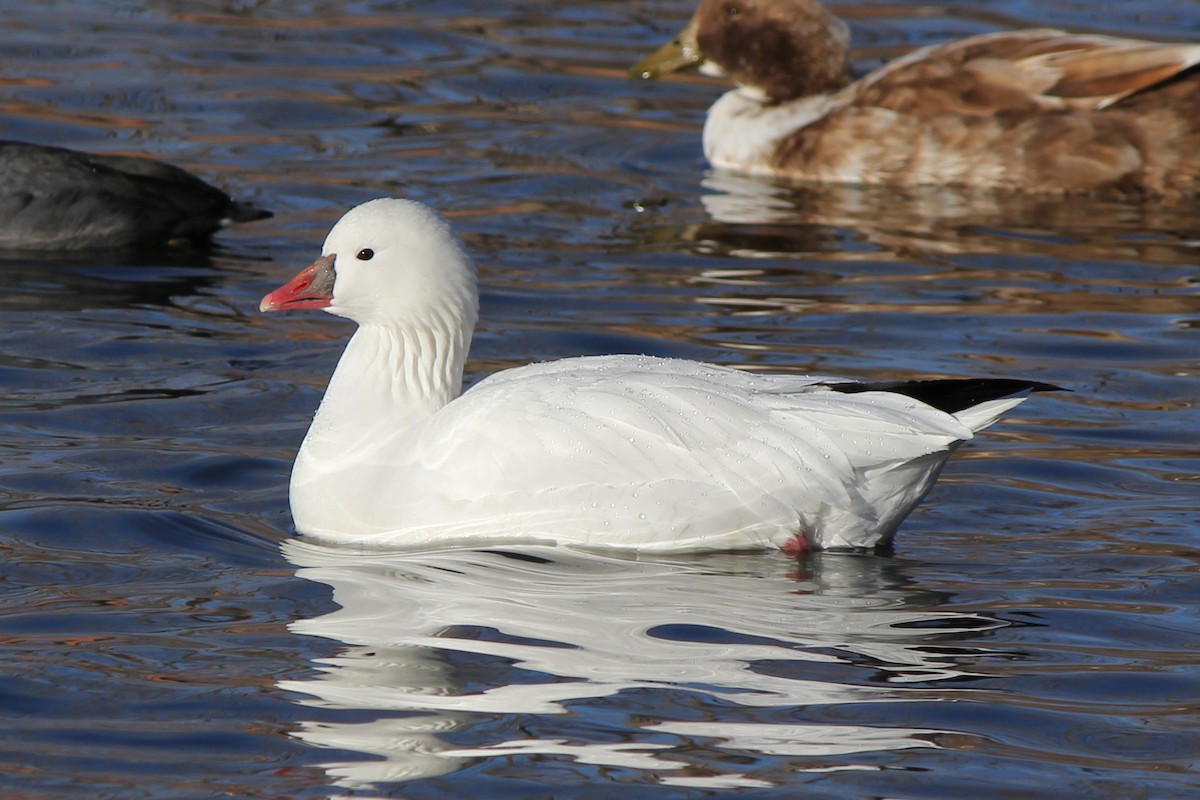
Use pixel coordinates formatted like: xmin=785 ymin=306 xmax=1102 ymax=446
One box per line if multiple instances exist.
xmin=260 ymin=254 xmax=337 ymax=312
xmin=629 ymin=18 xmax=703 ymax=79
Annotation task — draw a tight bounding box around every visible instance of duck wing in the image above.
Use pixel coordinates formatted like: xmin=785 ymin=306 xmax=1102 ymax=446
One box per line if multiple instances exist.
xmin=856 ymin=30 xmax=1200 ymax=115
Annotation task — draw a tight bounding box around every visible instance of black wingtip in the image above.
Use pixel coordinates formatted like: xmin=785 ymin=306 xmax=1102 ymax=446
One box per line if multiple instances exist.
xmin=822 ymin=378 xmax=1067 ymax=415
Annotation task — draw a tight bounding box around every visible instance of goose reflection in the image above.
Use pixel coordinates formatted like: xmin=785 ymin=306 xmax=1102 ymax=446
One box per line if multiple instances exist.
xmin=280 ymin=542 xmax=1014 ymax=791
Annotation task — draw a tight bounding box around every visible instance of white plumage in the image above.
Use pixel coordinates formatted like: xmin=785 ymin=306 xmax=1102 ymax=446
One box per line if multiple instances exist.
xmin=261 ymin=199 xmax=1054 ymax=553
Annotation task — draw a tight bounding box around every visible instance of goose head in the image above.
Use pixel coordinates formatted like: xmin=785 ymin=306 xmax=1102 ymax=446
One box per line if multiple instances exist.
xmin=260 ymin=198 xmax=478 ymax=330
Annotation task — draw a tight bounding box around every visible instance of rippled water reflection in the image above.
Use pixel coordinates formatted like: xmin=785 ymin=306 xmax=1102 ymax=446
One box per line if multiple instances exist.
xmin=1 ymin=1 xmax=1198 ymax=798
xmin=282 ymin=543 xmax=1007 ymax=789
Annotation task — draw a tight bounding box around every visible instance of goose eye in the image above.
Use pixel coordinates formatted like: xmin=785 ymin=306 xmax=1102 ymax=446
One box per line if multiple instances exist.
xmin=356 ymin=248 xmax=374 ymax=261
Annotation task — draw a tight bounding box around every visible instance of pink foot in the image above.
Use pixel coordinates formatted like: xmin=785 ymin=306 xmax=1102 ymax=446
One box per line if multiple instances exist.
xmin=780 ymin=533 xmax=812 ymax=558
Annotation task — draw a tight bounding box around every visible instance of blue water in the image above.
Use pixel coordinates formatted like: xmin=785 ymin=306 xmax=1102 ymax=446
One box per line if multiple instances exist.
xmin=1 ymin=1 xmax=1198 ymax=797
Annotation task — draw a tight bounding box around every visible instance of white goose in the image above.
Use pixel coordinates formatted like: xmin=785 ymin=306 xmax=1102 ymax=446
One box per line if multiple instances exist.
xmin=260 ymin=199 xmax=1058 ymax=554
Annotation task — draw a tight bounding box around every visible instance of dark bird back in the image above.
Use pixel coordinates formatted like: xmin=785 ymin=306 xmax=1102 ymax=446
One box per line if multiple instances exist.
xmin=0 ymin=141 xmax=270 ymax=250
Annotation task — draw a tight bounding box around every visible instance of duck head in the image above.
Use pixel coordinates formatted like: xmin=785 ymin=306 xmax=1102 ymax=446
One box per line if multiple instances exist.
xmin=631 ymin=0 xmax=853 ymax=102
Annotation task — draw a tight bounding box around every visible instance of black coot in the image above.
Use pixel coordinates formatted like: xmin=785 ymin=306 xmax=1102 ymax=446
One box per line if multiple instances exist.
xmin=0 ymin=140 xmax=271 ymax=250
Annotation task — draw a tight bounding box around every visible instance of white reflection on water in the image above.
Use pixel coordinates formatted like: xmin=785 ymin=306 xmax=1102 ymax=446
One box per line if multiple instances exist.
xmin=280 ymin=541 xmax=1009 ymax=790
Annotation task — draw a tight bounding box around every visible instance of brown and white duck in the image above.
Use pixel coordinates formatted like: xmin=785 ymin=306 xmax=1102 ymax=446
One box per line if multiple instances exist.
xmin=631 ymin=0 xmax=1200 ymax=197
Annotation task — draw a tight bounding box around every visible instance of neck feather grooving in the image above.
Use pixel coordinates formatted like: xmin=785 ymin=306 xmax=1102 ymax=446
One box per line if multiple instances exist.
xmin=302 ymin=307 xmax=474 ymax=464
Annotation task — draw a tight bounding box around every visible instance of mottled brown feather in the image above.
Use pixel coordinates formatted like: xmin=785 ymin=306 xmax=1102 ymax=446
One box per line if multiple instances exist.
xmin=776 ymin=29 xmax=1200 ymax=195
xmin=856 ymin=32 xmax=1200 ymax=114
xmin=643 ymin=0 xmax=1200 ymax=196
xmin=694 ymin=0 xmax=851 ymax=99
xmin=1037 ymin=43 xmax=1200 ymax=106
